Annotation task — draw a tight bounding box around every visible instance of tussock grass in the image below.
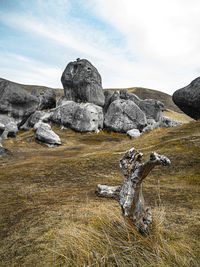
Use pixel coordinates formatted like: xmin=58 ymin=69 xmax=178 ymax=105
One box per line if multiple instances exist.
xmin=0 ymin=118 xmax=200 ymax=266
xmin=42 ymin=203 xmax=196 ymax=266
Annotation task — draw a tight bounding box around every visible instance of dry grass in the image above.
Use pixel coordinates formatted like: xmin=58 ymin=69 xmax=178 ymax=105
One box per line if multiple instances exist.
xmin=0 ymin=116 xmax=200 ymax=266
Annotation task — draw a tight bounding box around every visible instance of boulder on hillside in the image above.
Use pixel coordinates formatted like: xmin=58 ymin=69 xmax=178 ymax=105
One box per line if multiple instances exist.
xmin=61 ymin=58 xmax=105 ymax=107
xmin=50 ymin=101 xmax=103 ymax=132
xmin=104 ymin=99 xmax=147 ymax=133
xmin=0 ymin=80 xmax=39 ymax=121
xmin=127 ymin=129 xmax=141 ymax=139
xmin=31 ymin=88 xmax=56 ymax=110
xmin=0 ymin=115 xmax=18 ymax=138
xmin=34 ymin=122 xmax=61 ymax=146
xmin=172 ymin=77 xmax=200 ymax=120
xmin=142 ymin=117 xmax=180 ymax=132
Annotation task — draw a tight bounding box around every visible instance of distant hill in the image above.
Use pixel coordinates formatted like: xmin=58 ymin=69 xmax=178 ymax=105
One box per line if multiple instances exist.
xmin=0 ymin=77 xmax=181 ymax=113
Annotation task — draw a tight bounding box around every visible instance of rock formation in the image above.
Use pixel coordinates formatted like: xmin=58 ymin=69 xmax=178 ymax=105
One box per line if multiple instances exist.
xmin=34 ymin=122 xmax=61 ymax=146
xmin=0 ymin=80 xmax=39 ymax=121
xmin=51 ymin=101 xmax=103 ymax=132
xmin=104 ymin=99 xmax=147 ymax=132
xmin=61 ymin=59 xmax=105 ymax=107
xmin=172 ymin=77 xmax=200 ymax=120
xmin=96 ymin=147 xmax=171 ymax=234
xmin=0 ymin=115 xmax=18 ymax=138
xmin=20 ymin=111 xmax=52 ymax=131
xmin=31 ymin=88 xmax=56 ymax=110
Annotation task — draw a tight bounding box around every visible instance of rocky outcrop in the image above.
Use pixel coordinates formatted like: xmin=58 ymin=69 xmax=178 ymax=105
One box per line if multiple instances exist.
xmin=61 ymin=59 xmax=105 ymax=107
xmin=31 ymin=88 xmax=56 ymax=110
xmin=50 ymin=101 xmax=103 ymax=132
xmin=0 ymin=115 xmax=18 ymax=138
xmin=20 ymin=111 xmax=52 ymax=131
xmin=172 ymin=77 xmax=200 ymax=120
xmin=0 ymin=80 xmax=39 ymax=120
xmin=104 ymin=99 xmax=147 ymax=133
xmin=34 ymin=122 xmax=61 ymax=146
xmin=142 ymin=117 xmax=180 ymax=132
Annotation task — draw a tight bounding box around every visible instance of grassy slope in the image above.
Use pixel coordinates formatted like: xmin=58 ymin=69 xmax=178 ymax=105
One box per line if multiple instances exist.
xmin=0 ymin=119 xmax=199 ymax=266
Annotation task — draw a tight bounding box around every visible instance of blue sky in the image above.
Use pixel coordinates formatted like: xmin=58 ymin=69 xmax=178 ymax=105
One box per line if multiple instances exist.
xmin=0 ymin=0 xmax=200 ymax=94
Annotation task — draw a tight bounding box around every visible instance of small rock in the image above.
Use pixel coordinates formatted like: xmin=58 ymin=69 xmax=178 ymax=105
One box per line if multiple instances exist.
xmin=34 ymin=122 xmax=61 ymax=146
xmin=127 ymin=129 xmax=141 ymax=139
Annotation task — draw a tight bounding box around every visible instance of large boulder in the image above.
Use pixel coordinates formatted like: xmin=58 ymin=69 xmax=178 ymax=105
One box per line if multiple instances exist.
xmin=50 ymin=101 xmax=103 ymax=132
xmin=31 ymin=88 xmax=56 ymax=110
xmin=172 ymin=77 xmax=200 ymax=120
xmin=0 ymin=115 xmax=18 ymax=138
xmin=119 ymin=89 xmax=164 ymax=121
xmin=0 ymin=80 xmax=39 ymax=120
xmin=61 ymin=59 xmax=105 ymax=107
xmin=104 ymin=99 xmax=147 ymax=133
xmin=34 ymin=122 xmax=61 ymax=146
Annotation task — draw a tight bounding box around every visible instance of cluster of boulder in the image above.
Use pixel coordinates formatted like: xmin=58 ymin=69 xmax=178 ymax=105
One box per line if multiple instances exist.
xmin=0 ymin=58 xmax=180 ymax=152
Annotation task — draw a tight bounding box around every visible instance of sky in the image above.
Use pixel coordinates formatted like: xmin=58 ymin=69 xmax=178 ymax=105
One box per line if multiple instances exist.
xmin=0 ymin=0 xmax=200 ymax=95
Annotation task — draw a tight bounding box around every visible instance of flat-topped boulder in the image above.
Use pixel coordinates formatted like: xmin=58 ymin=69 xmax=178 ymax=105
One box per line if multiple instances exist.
xmin=172 ymin=77 xmax=200 ymax=120
xmin=61 ymin=59 xmax=105 ymax=107
xmin=104 ymin=99 xmax=147 ymax=133
xmin=0 ymin=80 xmax=39 ymax=120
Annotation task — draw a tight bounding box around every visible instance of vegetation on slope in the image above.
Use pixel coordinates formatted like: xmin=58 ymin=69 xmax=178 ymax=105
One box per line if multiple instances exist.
xmin=0 ymin=118 xmax=199 ymax=266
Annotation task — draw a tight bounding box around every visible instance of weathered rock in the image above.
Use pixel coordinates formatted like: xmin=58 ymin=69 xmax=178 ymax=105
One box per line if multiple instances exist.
xmin=127 ymin=129 xmax=141 ymax=139
xmin=0 ymin=80 xmax=39 ymax=120
xmin=34 ymin=122 xmax=61 ymax=146
xmin=61 ymin=58 xmax=105 ymax=107
xmin=0 ymin=115 xmax=18 ymax=138
xmin=0 ymin=123 xmax=5 ymax=136
xmin=20 ymin=111 xmax=52 ymax=131
xmin=103 ymin=91 xmax=115 ymax=113
xmin=159 ymin=116 xmax=180 ymax=128
xmin=31 ymin=88 xmax=56 ymax=110
xmin=51 ymin=101 xmax=103 ymax=132
xmin=172 ymin=77 xmax=200 ymax=120
xmin=104 ymin=99 xmax=147 ymax=133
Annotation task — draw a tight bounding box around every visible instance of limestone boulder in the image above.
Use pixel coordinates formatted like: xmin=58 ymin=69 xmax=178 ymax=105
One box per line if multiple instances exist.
xmin=172 ymin=77 xmax=200 ymax=120
xmin=34 ymin=122 xmax=61 ymax=146
xmin=61 ymin=59 xmax=105 ymax=107
xmin=50 ymin=101 xmax=103 ymax=132
xmin=104 ymin=99 xmax=147 ymax=133
xmin=0 ymin=115 xmax=18 ymax=138
xmin=0 ymin=80 xmax=39 ymax=120
xmin=0 ymin=123 xmax=5 ymax=136
xmin=31 ymin=88 xmax=56 ymax=110
xmin=127 ymin=129 xmax=141 ymax=139
xmin=20 ymin=111 xmax=52 ymax=131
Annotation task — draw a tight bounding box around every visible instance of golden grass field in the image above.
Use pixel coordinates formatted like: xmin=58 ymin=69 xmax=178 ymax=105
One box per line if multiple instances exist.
xmin=0 ymin=111 xmax=199 ymax=266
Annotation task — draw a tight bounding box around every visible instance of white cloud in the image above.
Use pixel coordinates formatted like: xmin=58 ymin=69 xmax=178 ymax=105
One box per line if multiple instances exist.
xmin=0 ymin=0 xmax=200 ymax=94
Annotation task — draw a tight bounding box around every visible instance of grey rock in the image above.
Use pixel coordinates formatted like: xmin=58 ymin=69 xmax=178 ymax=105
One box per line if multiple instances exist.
xmin=104 ymin=99 xmax=147 ymax=133
xmin=127 ymin=129 xmax=141 ymax=139
xmin=51 ymin=101 xmax=103 ymax=132
xmin=159 ymin=116 xmax=180 ymax=128
xmin=61 ymin=58 xmax=105 ymax=107
xmin=31 ymin=88 xmax=56 ymax=110
xmin=20 ymin=111 xmax=52 ymax=131
xmin=0 ymin=80 xmax=39 ymax=120
xmin=103 ymin=91 xmax=115 ymax=113
xmin=105 ymin=89 xmax=164 ymax=122
xmin=0 ymin=123 xmax=5 ymax=136
xmin=172 ymin=77 xmax=200 ymax=120
xmin=0 ymin=115 xmax=18 ymax=138
xmin=34 ymin=122 xmax=61 ymax=146
xmin=56 ymin=96 xmax=72 ymax=107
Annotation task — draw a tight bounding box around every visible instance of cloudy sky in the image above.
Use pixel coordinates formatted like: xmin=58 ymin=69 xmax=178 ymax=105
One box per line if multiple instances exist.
xmin=0 ymin=0 xmax=200 ymax=94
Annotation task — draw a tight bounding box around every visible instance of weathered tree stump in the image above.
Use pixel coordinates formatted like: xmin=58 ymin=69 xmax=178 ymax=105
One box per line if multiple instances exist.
xmin=96 ymin=147 xmax=170 ymax=234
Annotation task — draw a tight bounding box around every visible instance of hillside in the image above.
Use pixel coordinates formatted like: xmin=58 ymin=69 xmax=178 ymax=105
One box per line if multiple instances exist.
xmin=0 ymin=120 xmax=199 ymax=266
xmin=0 ymin=77 xmax=182 ymax=113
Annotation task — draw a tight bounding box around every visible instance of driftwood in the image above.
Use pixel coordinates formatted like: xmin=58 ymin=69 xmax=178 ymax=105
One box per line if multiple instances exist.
xmin=96 ymin=147 xmax=170 ymax=234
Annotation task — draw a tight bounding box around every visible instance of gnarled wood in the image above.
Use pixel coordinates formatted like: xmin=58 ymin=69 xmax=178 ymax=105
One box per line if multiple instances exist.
xmin=96 ymin=147 xmax=170 ymax=234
